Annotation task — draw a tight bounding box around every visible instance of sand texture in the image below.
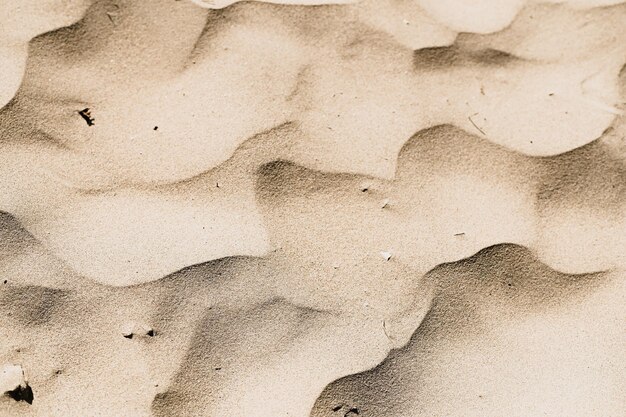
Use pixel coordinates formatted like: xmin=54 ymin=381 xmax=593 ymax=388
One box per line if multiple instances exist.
xmin=0 ymin=0 xmax=624 ymax=416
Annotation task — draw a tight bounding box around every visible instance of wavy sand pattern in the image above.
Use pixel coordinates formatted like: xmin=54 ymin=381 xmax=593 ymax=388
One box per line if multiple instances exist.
xmin=0 ymin=1 xmax=624 ymax=416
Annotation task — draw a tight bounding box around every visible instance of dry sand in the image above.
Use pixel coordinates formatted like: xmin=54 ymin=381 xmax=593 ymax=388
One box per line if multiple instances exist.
xmin=0 ymin=0 xmax=624 ymax=416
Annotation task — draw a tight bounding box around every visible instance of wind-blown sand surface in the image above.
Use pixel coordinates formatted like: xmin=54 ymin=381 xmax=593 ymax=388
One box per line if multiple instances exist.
xmin=0 ymin=0 xmax=625 ymax=416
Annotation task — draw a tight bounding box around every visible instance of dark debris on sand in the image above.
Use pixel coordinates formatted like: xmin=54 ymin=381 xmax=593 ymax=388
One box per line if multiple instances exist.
xmin=331 ymin=404 xmax=360 ymax=416
xmin=78 ymin=108 xmax=95 ymax=126
xmin=5 ymin=383 xmax=34 ymax=405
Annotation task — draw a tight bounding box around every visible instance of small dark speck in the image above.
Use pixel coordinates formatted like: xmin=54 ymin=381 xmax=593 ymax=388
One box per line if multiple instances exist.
xmin=507 ymin=283 xmax=513 ymax=287
xmin=3 ymin=280 xmax=7 ymax=284
xmin=548 ymin=93 xmax=554 ymax=96
xmin=332 ymin=405 xmax=343 ymax=412
xmin=123 ymin=333 xmax=133 ymax=339
xmin=214 ymin=367 xmax=222 ymax=371
xmin=454 ymin=232 xmax=465 ymax=237
xmin=153 ymin=126 xmax=158 ymax=131
xmin=78 ymin=108 xmax=95 ymax=126
xmin=345 ymin=407 xmax=360 ymax=416
xmin=106 ymin=13 xmax=115 ymax=24
xmin=146 ymin=329 xmax=155 ymax=337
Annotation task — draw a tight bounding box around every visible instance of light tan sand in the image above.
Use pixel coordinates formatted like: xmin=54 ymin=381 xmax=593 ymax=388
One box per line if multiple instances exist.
xmin=312 ymin=246 xmax=626 ymax=417
xmin=0 ymin=0 xmax=625 ymax=416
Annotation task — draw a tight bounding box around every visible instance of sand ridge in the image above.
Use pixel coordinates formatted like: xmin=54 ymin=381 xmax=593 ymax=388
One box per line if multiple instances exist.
xmin=0 ymin=0 xmax=625 ymax=416
xmin=0 ymin=0 xmax=624 ymax=285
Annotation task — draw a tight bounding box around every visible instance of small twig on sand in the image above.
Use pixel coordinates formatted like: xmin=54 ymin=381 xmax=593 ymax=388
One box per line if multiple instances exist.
xmin=468 ymin=114 xmax=485 ymax=136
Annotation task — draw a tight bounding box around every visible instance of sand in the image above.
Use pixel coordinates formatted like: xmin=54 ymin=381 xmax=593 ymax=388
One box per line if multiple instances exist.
xmin=0 ymin=0 xmax=624 ymax=416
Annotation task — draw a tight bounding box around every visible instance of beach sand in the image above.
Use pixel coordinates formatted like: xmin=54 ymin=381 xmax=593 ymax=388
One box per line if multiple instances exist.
xmin=0 ymin=1 xmax=624 ymax=416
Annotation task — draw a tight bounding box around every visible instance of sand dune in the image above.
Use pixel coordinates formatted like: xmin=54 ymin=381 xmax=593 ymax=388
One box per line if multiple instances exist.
xmin=0 ymin=0 xmax=624 ymax=416
xmin=1 ymin=0 xmax=623 ymax=285
xmin=312 ymin=245 xmax=626 ymax=417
